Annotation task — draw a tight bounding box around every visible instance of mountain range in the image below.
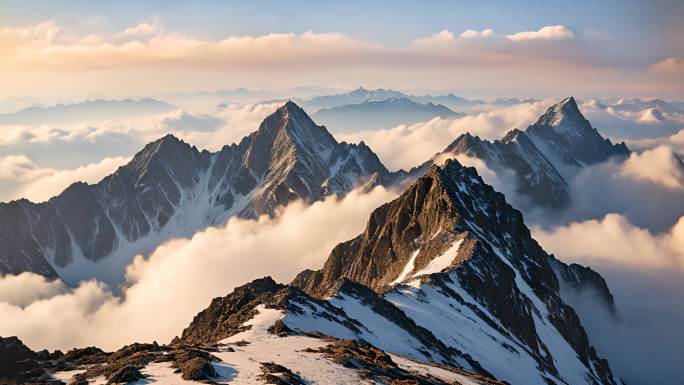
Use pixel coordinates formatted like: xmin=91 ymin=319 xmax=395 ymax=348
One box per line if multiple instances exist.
xmin=0 ymin=97 xmax=632 ymax=285
xmin=408 ymin=97 xmax=630 ymax=208
xmin=579 ymin=98 xmax=684 ymax=139
xmin=0 ymin=98 xmax=176 ymax=125
xmin=2 ymin=158 xmax=620 ymax=384
xmin=0 ymin=102 xmax=400 ymax=283
xmin=312 ymin=97 xmax=463 ymax=133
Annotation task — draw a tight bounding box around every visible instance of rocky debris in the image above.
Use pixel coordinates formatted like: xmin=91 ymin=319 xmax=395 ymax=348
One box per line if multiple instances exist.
xmin=177 ymin=277 xmax=287 ymax=346
xmin=60 ymin=346 xmax=109 ymax=365
xmin=305 ymin=339 xmax=503 ymax=385
xmin=170 ymin=348 xmax=218 ymax=381
xmin=267 ymin=319 xmax=293 ymax=336
xmin=105 ymin=365 xmax=145 ymax=384
xmin=0 ymin=336 xmax=73 ymax=384
xmin=78 ymin=352 xmax=157 ymax=382
xmin=257 ymin=362 xmax=306 ymax=385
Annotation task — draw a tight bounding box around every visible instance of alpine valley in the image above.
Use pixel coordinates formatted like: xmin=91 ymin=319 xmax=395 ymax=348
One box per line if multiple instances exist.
xmin=0 ymin=97 xmax=636 ymax=384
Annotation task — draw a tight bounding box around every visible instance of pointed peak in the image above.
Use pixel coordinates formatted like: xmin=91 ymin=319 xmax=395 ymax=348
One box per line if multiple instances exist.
xmin=129 ymin=133 xmax=195 ymax=169
xmin=254 ymin=99 xmax=337 ymax=153
xmin=282 ymin=99 xmax=301 ymax=111
xmin=531 ymin=96 xmax=588 ymax=132
xmin=558 ymin=96 xmax=579 ymax=111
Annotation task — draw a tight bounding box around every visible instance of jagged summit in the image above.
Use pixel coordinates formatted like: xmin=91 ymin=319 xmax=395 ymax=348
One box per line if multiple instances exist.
xmin=534 ymin=96 xmax=585 ymax=128
xmin=408 ymin=97 xmax=630 ymax=208
xmin=0 ymin=101 xmax=399 ymax=281
xmin=523 ymin=97 xmax=630 ymax=171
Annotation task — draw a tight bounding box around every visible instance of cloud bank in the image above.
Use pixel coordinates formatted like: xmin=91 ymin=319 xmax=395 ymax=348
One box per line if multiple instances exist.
xmin=0 ymin=102 xmax=281 ymax=202
xmin=533 ymin=214 xmax=684 ymax=385
xmin=0 ymin=186 xmax=396 ymax=351
xmin=0 ymin=154 xmax=129 ymax=202
xmin=341 ymin=100 xmax=550 ymax=170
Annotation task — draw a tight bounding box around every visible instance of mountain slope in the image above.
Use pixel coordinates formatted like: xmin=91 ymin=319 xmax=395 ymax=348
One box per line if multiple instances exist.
xmin=291 ymin=159 xmax=618 ymax=384
xmin=312 ymin=97 xmax=463 ymax=133
xmin=0 ymin=152 xmax=619 ymax=385
xmin=408 ymin=97 xmax=629 ymax=208
xmin=0 ymin=101 xmax=399 ymax=283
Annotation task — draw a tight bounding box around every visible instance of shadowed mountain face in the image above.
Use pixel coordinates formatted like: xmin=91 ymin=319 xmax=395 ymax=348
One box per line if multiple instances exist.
xmin=0 ymin=101 xmax=400 ymax=280
xmin=178 ymin=159 xmax=618 ymax=385
xmin=408 ymin=97 xmax=630 ymax=208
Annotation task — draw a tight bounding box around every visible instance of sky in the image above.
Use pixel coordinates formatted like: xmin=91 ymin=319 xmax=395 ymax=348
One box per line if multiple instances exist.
xmin=0 ymin=0 xmax=682 ymax=99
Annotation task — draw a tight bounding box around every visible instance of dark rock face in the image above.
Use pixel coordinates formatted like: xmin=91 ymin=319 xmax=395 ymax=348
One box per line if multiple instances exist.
xmin=406 ymin=97 xmax=630 ymax=208
xmin=0 ymin=101 xmax=401 ymax=279
xmin=258 ymin=362 xmax=306 ymax=385
xmin=0 ymin=336 xmax=36 ymax=378
xmin=551 ymin=259 xmax=617 ymax=314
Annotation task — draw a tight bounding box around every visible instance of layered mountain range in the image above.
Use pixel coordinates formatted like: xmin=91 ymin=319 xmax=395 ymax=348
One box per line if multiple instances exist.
xmin=312 ymin=97 xmax=462 ymax=132
xmin=0 ymin=102 xmax=399 ymax=280
xmin=2 ymin=159 xmax=621 ymax=384
xmin=409 ymin=97 xmax=630 ymax=207
xmin=0 ymin=97 xmax=630 ymax=284
xmin=0 ymin=98 xmax=175 ymax=125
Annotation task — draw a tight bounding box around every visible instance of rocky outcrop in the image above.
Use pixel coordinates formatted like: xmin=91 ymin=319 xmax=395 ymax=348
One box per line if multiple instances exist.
xmin=176 ymin=277 xmax=288 ymax=346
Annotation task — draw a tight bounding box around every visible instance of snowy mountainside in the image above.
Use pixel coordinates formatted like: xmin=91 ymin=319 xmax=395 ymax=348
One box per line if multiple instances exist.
xmin=0 ymin=101 xmax=400 ymax=283
xmin=406 ymin=97 xmax=630 ymax=208
xmin=291 ymin=159 xmax=619 ymax=384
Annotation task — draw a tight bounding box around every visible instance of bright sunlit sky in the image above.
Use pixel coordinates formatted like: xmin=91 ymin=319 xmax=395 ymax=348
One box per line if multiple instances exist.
xmin=1 ymin=0 xmax=682 ymax=99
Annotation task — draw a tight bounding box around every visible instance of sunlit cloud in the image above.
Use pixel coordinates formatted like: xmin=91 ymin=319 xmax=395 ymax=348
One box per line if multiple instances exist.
xmin=0 ymin=186 xmax=396 ymax=351
xmin=506 ymin=25 xmax=575 ymax=41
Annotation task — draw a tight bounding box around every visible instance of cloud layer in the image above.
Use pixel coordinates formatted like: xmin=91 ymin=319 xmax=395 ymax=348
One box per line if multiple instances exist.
xmin=340 ymin=100 xmax=550 ymax=170
xmin=0 ymin=186 xmax=396 ymax=351
xmin=0 ymin=102 xmax=281 ymax=202
xmin=533 ymin=214 xmax=684 ymax=385
xmin=1 ymin=20 xmax=682 ymax=98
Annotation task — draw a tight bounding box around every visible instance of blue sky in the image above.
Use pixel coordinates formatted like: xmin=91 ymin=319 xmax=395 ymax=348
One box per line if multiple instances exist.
xmin=0 ymin=0 xmax=682 ymax=98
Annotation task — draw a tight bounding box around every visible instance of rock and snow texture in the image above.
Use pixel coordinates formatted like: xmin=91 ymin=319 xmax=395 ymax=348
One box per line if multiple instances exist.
xmin=0 ymin=101 xmax=399 ymax=282
xmin=408 ymin=97 xmax=630 ymax=208
xmin=2 ymin=147 xmax=621 ymax=385
xmin=292 ymin=159 xmax=619 ymax=384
